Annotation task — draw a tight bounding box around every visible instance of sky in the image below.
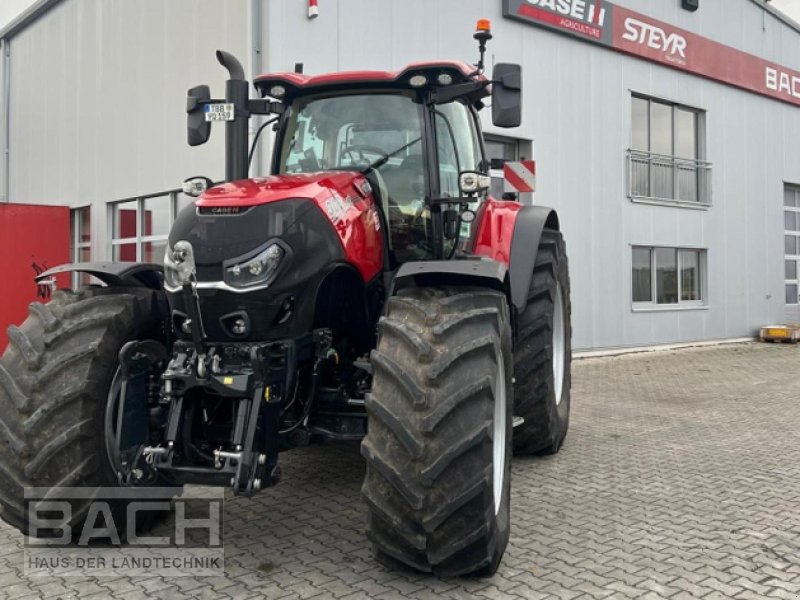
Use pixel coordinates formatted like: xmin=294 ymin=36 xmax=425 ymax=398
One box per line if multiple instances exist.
xmin=1 ymin=0 xmax=800 ymax=35
xmin=0 ymin=0 xmax=36 ymax=31
xmin=770 ymin=0 xmax=800 ymax=22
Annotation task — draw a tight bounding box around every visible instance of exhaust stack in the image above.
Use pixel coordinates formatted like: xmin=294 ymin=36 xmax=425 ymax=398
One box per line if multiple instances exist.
xmin=216 ymin=51 xmax=249 ymax=182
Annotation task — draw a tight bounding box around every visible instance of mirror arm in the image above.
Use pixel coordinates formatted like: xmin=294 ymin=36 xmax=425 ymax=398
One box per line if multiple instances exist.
xmin=248 ymin=99 xmax=285 ymax=116
xmin=430 ymin=80 xmax=489 ymax=105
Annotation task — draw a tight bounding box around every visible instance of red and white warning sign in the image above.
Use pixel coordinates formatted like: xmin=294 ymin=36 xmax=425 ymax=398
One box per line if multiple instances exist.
xmin=503 ymin=160 xmax=536 ymax=193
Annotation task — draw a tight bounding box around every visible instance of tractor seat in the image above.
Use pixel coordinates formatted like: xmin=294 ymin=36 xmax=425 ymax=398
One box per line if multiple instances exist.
xmin=381 ymin=154 xmax=424 ymax=205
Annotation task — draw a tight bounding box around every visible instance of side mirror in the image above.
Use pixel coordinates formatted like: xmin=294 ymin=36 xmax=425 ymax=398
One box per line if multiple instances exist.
xmin=187 ymin=85 xmax=211 ymax=146
xmin=459 ymin=171 xmax=491 ymax=195
xmin=492 ymin=63 xmax=522 ymax=128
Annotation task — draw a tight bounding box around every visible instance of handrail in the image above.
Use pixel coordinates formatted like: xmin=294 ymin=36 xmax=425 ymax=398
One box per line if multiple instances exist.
xmin=627 ymin=149 xmax=712 ymax=206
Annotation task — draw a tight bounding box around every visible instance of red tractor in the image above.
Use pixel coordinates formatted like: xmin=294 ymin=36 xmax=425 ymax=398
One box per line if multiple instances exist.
xmin=0 ymin=21 xmax=570 ymax=576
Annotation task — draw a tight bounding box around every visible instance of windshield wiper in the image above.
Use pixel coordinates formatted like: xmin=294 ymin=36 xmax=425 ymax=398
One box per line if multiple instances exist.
xmin=361 ymin=137 xmax=422 ymax=174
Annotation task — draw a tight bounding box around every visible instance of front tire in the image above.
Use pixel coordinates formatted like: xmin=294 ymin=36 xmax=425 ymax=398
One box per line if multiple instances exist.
xmin=0 ymin=287 xmax=166 ymax=536
xmin=362 ymin=287 xmax=513 ymax=576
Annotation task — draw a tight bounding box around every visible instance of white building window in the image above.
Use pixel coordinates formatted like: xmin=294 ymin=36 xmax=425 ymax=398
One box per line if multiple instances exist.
xmin=628 ymin=95 xmax=711 ymax=207
xmin=632 ymin=246 xmax=706 ymax=308
xmin=784 ymin=185 xmax=800 ymax=305
xmin=109 ymin=191 xmax=193 ymax=263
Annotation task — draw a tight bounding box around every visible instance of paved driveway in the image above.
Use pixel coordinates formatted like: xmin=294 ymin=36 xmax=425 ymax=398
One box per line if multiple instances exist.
xmin=1 ymin=342 xmax=799 ymax=599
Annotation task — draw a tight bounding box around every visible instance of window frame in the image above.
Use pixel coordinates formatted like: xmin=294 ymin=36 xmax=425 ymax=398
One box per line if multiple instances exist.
xmin=70 ymin=206 xmax=92 ymax=289
xmin=631 ymin=245 xmax=708 ymax=311
xmin=628 ymin=94 xmax=711 ymax=208
xmin=784 ymin=185 xmax=800 ymax=306
xmin=108 ymin=190 xmax=190 ymax=263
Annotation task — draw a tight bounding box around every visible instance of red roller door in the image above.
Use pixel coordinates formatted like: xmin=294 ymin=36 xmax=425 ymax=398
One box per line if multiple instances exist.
xmin=0 ymin=203 xmax=71 ymax=353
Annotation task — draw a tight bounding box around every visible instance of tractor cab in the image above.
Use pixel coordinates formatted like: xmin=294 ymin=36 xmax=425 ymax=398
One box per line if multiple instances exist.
xmin=259 ymin=61 xmax=493 ymax=264
xmin=185 ymin=20 xmax=522 ymax=267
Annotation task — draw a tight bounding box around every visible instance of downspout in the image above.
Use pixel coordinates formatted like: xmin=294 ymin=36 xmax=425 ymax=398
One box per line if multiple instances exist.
xmin=0 ymin=38 xmax=9 ymax=203
xmin=249 ymin=0 xmax=264 ymax=176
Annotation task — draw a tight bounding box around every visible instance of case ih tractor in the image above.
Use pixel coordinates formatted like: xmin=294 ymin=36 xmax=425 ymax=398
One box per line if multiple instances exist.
xmin=0 ymin=21 xmax=570 ymax=576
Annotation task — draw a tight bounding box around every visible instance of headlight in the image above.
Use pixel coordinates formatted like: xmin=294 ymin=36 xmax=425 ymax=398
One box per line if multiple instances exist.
xmin=224 ymin=243 xmax=285 ymax=289
xmin=163 ymin=241 xmax=197 ymax=291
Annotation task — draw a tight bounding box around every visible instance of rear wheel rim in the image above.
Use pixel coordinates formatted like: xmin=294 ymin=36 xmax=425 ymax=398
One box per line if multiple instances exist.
xmin=553 ymin=282 xmax=566 ymax=406
xmin=493 ymin=353 xmax=507 ymax=515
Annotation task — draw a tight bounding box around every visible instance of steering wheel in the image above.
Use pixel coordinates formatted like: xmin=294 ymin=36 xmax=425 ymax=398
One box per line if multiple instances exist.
xmin=340 ymin=144 xmax=389 ymax=167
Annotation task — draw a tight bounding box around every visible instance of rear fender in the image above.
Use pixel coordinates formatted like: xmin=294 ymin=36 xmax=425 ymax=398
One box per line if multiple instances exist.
xmin=469 ymin=199 xmax=559 ymax=312
xmin=34 ymin=262 xmax=164 ymax=290
xmin=508 ymin=206 xmax=559 ymax=313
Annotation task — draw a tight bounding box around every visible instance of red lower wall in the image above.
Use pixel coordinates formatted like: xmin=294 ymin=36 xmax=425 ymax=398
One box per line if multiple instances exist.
xmin=0 ymin=203 xmax=71 ymax=353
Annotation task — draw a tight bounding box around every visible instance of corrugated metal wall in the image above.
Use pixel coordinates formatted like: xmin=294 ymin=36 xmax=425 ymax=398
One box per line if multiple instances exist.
xmin=7 ymin=0 xmax=248 ymax=251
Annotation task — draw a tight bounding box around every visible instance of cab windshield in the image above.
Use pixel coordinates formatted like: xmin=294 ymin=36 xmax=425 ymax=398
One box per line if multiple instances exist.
xmin=277 ymin=92 xmax=483 ymax=261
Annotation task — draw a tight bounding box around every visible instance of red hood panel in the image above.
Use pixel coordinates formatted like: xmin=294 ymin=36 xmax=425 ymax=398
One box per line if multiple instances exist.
xmin=196 ymin=172 xmax=364 ymax=208
xmin=196 ymin=171 xmax=384 ymax=283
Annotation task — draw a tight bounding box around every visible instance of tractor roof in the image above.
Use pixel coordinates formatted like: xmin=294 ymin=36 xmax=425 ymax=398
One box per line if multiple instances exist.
xmin=254 ymin=60 xmax=489 ymax=100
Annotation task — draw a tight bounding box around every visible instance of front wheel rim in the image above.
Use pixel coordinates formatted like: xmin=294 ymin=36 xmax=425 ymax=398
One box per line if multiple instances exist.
xmin=104 ymin=367 xmax=126 ymax=476
xmin=493 ymin=353 xmax=507 ymax=515
xmin=553 ymin=282 xmax=566 ymax=406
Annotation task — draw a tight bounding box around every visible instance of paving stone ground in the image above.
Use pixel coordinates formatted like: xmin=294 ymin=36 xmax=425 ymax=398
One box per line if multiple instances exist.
xmin=1 ymin=342 xmax=800 ymax=599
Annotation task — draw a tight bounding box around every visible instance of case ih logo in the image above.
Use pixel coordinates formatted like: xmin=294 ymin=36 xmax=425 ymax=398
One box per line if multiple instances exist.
xmin=199 ymin=206 xmax=246 ymax=215
xmin=503 ymin=0 xmax=800 ymax=108
xmin=621 ymin=17 xmax=687 ymax=65
xmin=512 ymin=0 xmax=608 ymax=40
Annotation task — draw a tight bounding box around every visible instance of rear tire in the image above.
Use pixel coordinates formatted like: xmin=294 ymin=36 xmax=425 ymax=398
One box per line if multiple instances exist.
xmin=512 ymin=228 xmax=572 ymax=455
xmin=0 ymin=287 xmax=167 ymax=537
xmin=362 ymin=287 xmax=513 ymax=576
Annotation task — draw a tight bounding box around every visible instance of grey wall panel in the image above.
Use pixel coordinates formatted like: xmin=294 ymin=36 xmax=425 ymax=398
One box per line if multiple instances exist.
xmin=8 ymin=0 xmax=248 ymax=210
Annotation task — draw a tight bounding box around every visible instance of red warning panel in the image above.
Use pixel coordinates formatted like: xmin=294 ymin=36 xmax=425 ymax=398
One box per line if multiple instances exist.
xmin=504 ymin=160 xmax=537 ymax=193
xmin=0 ymin=203 xmax=70 ymax=353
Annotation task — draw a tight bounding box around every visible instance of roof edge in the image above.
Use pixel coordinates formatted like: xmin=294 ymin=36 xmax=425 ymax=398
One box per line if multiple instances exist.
xmin=749 ymin=0 xmax=800 ymax=35
xmin=2 ymin=0 xmax=799 ymax=43
xmin=0 ymin=0 xmax=64 ymax=41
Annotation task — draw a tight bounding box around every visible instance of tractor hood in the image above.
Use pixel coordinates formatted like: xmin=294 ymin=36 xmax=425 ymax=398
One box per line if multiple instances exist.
xmin=170 ymin=168 xmax=382 ymax=282
xmin=196 ymin=171 xmax=371 ymax=209
xmin=166 ymin=168 xmax=384 ymax=342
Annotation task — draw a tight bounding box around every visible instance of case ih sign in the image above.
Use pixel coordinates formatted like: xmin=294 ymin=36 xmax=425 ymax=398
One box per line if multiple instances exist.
xmin=503 ymin=0 xmax=800 ymax=108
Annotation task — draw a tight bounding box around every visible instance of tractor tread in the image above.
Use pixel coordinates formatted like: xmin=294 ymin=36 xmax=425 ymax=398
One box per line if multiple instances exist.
xmin=0 ymin=286 xmax=171 ymax=537
xmin=28 ymin=302 xmax=58 ymax=332
xmin=6 ymin=325 xmax=41 ymax=370
xmin=370 ymin=350 xmax=428 ymax=407
xmin=0 ymin=362 xmax=29 ymax=412
xmin=378 ymin=317 xmax=433 ymax=361
xmin=362 ymin=286 xmax=512 ymax=576
xmin=361 ymin=440 xmax=425 ymax=509
xmin=512 ymin=228 xmax=572 ymax=455
xmin=364 ymin=393 xmax=424 ymax=458
xmin=421 ymin=375 xmax=493 ymax=433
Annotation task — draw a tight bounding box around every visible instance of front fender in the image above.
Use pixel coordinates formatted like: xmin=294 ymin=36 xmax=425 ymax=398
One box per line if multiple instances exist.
xmin=392 ymin=259 xmax=508 ymax=297
xmin=35 ymin=262 xmax=164 ymax=290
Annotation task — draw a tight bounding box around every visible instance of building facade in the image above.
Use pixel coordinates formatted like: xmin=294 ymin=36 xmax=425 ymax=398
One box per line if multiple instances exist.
xmin=1 ymin=0 xmax=799 ymax=351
